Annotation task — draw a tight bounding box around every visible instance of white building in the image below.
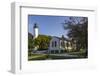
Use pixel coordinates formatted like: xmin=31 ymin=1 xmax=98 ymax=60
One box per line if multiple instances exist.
xmin=33 ymin=23 xmax=39 ymax=39
xmin=48 ymin=36 xmax=76 ymax=53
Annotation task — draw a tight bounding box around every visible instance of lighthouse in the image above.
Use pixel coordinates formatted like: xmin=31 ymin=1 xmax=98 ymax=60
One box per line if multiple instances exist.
xmin=33 ymin=23 xmax=39 ymax=39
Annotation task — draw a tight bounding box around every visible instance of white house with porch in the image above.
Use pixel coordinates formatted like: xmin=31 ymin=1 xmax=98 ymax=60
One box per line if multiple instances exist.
xmin=48 ymin=36 xmax=76 ymax=53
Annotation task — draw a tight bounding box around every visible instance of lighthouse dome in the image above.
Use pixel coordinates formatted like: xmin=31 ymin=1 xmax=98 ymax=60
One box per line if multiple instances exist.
xmin=34 ymin=23 xmax=38 ymax=28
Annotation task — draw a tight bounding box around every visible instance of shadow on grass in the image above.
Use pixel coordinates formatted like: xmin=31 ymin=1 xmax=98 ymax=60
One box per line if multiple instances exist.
xmin=28 ymin=52 xmax=87 ymax=61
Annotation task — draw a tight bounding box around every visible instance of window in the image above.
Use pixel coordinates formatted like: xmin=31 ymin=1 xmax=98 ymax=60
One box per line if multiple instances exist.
xmin=52 ymin=41 xmax=57 ymax=47
xmin=52 ymin=42 xmax=54 ymax=47
xmin=55 ymin=41 xmax=57 ymax=47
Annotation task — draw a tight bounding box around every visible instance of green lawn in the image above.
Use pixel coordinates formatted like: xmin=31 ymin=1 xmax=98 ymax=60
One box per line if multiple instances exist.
xmin=28 ymin=50 xmax=87 ymax=61
xmin=67 ymin=51 xmax=87 ymax=58
xmin=28 ymin=54 xmax=48 ymax=60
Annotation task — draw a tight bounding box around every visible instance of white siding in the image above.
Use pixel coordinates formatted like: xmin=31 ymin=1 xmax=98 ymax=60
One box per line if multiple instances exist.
xmin=49 ymin=37 xmax=60 ymax=50
xmin=34 ymin=28 xmax=38 ymax=38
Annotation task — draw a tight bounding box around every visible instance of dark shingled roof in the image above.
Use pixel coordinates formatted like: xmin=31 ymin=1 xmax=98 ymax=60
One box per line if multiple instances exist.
xmin=52 ymin=36 xmax=68 ymax=40
xmin=28 ymin=32 xmax=33 ymax=39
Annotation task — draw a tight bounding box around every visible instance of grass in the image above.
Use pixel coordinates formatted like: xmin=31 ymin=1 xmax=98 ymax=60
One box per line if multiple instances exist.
xmin=48 ymin=55 xmax=77 ymax=59
xmin=67 ymin=51 xmax=87 ymax=58
xmin=28 ymin=54 xmax=48 ymax=60
xmin=28 ymin=50 xmax=87 ymax=61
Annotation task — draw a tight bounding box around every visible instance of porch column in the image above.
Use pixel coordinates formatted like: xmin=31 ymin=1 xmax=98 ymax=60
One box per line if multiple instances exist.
xmin=59 ymin=50 xmax=60 ymax=53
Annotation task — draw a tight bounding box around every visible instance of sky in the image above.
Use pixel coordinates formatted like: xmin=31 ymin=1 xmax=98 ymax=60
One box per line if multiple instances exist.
xmin=28 ymin=15 xmax=84 ymax=38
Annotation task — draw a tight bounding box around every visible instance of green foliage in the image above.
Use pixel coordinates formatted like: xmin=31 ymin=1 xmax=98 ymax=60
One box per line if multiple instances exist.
xmin=34 ymin=35 xmax=51 ymax=50
xmin=28 ymin=38 xmax=34 ymax=49
xmin=63 ymin=17 xmax=88 ymax=51
xmin=28 ymin=35 xmax=52 ymax=50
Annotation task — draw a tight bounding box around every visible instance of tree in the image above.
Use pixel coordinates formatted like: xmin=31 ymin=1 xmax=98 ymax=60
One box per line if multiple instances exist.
xmin=33 ymin=35 xmax=51 ymax=50
xmin=62 ymin=17 xmax=88 ymax=51
xmin=28 ymin=38 xmax=34 ymax=50
xmin=28 ymin=33 xmax=34 ymax=50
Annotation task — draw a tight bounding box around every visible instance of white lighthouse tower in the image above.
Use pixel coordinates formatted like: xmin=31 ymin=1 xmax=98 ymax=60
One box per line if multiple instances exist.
xmin=33 ymin=23 xmax=39 ymax=39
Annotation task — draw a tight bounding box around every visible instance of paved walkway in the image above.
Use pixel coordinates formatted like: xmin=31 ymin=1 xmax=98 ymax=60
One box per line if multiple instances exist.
xmin=32 ymin=50 xmax=48 ymax=54
xmin=49 ymin=53 xmax=78 ymax=57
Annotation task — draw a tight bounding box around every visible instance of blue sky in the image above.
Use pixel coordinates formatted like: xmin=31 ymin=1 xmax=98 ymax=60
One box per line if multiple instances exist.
xmin=28 ymin=15 xmax=70 ymax=38
xmin=28 ymin=15 xmax=84 ymax=38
